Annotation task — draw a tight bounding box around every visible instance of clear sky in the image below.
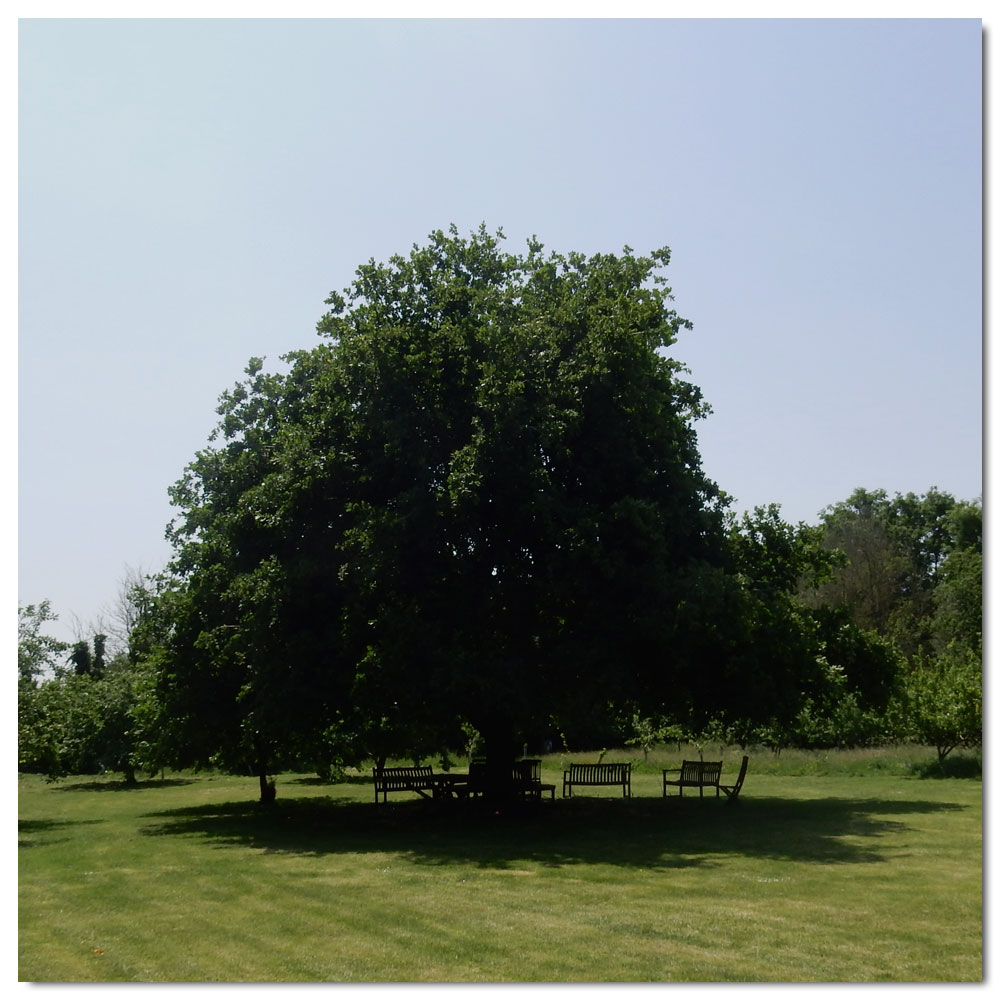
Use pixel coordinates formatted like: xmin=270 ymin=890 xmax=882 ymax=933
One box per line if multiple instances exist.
xmin=17 ymin=15 xmax=983 ymax=646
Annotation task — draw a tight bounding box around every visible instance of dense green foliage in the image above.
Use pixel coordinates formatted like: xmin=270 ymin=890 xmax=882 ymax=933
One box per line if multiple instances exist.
xmin=18 ymin=593 xmax=164 ymax=783
xmin=17 ymin=622 xmax=155 ymax=783
xmin=799 ymin=487 xmax=982 ymax=758
xmin=804 ymin=487 xmax=982 ymax=655
xmin=17 ymin=663 xmax=150 ymax=781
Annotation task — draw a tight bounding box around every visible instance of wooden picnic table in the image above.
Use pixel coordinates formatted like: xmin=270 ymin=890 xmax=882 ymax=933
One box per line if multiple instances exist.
xmin=431 ymin=772 xmax=473 ymax=800
xmin=432 ymin=764 xmax=555 ymax=801
xmin=375 ymin=763 xmax=556 ymax=804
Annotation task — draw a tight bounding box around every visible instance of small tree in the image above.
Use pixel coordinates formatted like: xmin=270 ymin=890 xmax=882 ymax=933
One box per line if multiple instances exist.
xmin=899 ymin=643 xmax=982 ymax=762
xmin=18 ymin=601 xmax=68 ymax=683
xmin=69 ymin=640 xmax=93 ymax=676
xmin=625 ymin=714 xmax=669 ymax=761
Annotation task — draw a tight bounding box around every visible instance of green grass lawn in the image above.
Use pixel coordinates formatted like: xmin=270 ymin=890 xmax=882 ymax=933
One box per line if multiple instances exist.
xmin=18 ymin=747 xmax=982 ymax=983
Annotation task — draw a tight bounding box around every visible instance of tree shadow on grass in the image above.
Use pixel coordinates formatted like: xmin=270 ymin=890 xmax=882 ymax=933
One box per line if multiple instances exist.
xmin=50 ymin=778 xmax=198 ymax=792
xmin=138 ymin=793 xmax=967 ymax=871
xmin=911 ymin=757 xmax=982 ymax=779
xmin=287 ymin=775 xmax=372 ymax=787
xmin=18 ymin=817 xmax=105 ymax=848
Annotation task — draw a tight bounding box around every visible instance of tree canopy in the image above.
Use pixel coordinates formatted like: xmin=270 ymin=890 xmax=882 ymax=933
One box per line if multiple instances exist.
xmin=804 ymin=487 xmax=982 ymax=656
xmin=156 ymin=226 xmax=757 ymax=793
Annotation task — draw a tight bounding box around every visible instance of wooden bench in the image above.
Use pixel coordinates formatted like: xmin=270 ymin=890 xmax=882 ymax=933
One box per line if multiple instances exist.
xmin=562 ymin=762 xmax=632 ymax=798
xmin=373 ymin=765 xmax=435 ymax=803
xmin=662 ymin=760 xmax=723 ymax=797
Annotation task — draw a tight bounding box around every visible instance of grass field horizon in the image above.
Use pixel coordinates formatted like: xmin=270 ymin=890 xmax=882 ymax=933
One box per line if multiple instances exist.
xmin=19 ymin=745 xmax=982 ymax=983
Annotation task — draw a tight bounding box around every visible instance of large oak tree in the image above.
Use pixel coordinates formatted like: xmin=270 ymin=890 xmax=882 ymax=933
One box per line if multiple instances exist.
xmin=156 ymin=226 xmax=822 ymax=798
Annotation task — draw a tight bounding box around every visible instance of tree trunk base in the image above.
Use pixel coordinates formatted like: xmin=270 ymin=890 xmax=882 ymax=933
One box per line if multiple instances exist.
xmin=259 ymin=772 xmax=276 ymax=804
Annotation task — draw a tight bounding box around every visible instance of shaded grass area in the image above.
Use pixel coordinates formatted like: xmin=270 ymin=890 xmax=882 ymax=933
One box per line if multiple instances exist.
xmin=133 ymin=791 xmax=959 ymax=870
xmin=19 ymin=756 xmax=982 ymax=983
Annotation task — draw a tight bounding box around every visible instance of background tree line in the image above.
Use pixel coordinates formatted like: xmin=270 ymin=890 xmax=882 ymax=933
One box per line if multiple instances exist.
xmin=17 ymin=228 xmax=982 ymax=795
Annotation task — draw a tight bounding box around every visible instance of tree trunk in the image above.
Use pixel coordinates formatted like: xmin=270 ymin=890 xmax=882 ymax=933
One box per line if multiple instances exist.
xmin=254 ymin=735 xmax=276 ymax=803
xmin=258 ymin=767 xmax=276 ymax=803
xmin=480 ymin=715 xmax=517 ymax=805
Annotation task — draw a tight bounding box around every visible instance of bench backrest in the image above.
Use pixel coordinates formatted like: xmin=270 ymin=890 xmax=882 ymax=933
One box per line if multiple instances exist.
xmin=680 ymin=760 xmax=722 ymax=784
xmin=569 ymin=762 xmax=631 ymax=782
xmin=375 ymin=765 xmax=434 ymax=789
xmin=730 ymin=755 xmax=749 ymax=792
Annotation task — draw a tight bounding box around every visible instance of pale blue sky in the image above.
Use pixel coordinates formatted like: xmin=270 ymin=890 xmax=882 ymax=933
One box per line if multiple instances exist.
xmin=17 ymin=17 xmax=983 ymax=644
